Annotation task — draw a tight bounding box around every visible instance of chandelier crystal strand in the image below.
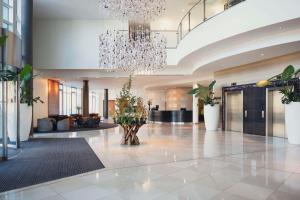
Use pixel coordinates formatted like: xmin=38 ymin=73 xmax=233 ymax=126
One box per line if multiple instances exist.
xmin=100 ymin=0 xmax=166 ymax=21
xmin=99 ymin=23 xmax=167 ymax=74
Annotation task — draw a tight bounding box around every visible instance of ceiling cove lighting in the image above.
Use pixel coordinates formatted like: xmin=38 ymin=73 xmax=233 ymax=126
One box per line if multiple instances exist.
xmin=99 ymin=22 xmax=167 ymax=74
xmin=99 ymin=0 xmax=166 ymax=21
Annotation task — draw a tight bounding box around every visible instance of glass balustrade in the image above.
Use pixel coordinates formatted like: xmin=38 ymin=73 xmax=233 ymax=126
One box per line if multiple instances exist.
xmin=190 ymin=1 xmax=205 ymax=30
xmin=206 ymin=0 xmax=228 ymax=19
xmin=160 ymin=0 xmax=245 ymax=49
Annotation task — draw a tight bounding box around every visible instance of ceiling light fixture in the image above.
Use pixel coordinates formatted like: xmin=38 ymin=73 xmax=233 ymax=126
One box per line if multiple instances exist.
xmin=99 ymin=0 xmax=166 ymax=21
xmin=99 ymin=22 xmax=167 ymax=74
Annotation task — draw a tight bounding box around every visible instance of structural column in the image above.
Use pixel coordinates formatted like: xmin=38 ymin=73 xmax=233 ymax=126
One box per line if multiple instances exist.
xmin=22 ymin=0 xmax=33 ymax=66
xmin=193 ymin=83 xmax=199 ymax=123
xmin=103 ymin=89 xmax=109 ymax=119
xmin=21 ymin=0 xmax=33 ymax=138
xmin=82 ymin=80 xmax=89 ymax=117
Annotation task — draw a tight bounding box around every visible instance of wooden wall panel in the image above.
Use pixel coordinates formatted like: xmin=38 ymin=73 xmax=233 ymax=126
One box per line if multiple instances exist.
xmin=48 ymin=79 xmax=59 ymax=115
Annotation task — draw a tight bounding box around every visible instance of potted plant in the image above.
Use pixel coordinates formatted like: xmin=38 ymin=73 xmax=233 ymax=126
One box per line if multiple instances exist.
xmin=0 ymin=65 xmax=43 ymax=142
xmin=19 ymin=64 xmax=44 ymax=141
xmin=0 ymin=36 xmax=43 ymax=142
xmin=257 ymin=65 xmax=300 ymax=144
xmin=189 ymin=80 xmax=220 ymax=131
xmin=114 ymin=76 xmax=147 ymax=145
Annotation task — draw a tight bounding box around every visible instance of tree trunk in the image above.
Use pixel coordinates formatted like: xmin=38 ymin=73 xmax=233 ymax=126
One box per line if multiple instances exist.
xmin=121 ymin=124 xmax=142 ymax=145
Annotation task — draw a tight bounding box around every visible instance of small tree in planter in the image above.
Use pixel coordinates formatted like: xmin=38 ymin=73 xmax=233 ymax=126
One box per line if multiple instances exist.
xmin=257 ymin=65 xmax=300 ymax=144
xmin=188 ymin=80 xmax=220 ymax=131
xmin=19 ymin=64 xmax=44 ymax=141
xmin=114 ymin=76 xmax=147 ymax=145
xmin=0 ymin=64 xmax=44 ymax=141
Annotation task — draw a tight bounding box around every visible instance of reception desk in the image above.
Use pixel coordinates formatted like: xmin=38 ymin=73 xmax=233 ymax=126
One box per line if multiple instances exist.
xmin=149 ymin=110 xmax=193 ymax=123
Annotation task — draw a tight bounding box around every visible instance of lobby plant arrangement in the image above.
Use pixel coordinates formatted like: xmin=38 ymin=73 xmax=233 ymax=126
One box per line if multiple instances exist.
xmin=0 ymin=62 xmax=43 ymax=141
xmin=114 ymin=76 xmax=147 ymax=145
xmin=188 ymin=80 xmax=220 ymax=131
xmin=257 ymin=65 xmax=300 ymax=144
xmin=19 ymin=64 xmax=44 ymax=141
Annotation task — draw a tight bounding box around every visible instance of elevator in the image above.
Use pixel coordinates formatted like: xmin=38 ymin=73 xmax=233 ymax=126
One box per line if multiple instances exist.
xmin=225 ymin=91 xmax=243 ymax=133
xmin=267 ymin=89 xmax=286 ymax=138
xmin=223 ymin=86 xmax=266 ymax=136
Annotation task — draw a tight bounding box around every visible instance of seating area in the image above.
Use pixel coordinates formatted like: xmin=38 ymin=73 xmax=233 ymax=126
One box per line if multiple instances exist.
xmin=36 ymin=114 xmax=102 ymax=132
xmin=1 ymin=0 xmax=300 ymax=199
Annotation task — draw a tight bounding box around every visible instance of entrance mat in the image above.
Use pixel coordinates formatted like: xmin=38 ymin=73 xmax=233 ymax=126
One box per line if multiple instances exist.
xmin=0 ymin=138 xmax=104 ymax=193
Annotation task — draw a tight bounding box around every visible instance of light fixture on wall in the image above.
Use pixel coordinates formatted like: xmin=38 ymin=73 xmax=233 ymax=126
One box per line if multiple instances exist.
xmin=99 ymin=21 xmax=167 ymax=74
xmin=99 ymin=0 xmax=166 ymax=21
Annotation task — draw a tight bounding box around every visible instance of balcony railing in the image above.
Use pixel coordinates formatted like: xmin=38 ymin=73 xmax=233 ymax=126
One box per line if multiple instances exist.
xmin=160 ymin=0 xmax=246 ymax=49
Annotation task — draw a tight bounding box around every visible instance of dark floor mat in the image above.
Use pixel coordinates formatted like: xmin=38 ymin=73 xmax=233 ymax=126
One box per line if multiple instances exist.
xmin=34 ymin=123 xmax=118 ymax=134
xmin=0 ymin=138 xmax=104 ymax=193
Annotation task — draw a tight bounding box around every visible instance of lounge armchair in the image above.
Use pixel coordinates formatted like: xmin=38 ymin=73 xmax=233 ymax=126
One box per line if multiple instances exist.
xmin=57 ymin=118 xmax=70 ymax=131
xmin=37 ymin=118 xmax=54 ymax=132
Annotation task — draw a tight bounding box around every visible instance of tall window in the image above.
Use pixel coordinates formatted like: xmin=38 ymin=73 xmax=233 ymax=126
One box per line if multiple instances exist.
xmin=59 ymin=84 xmax=63 ymax=115
xmin=89 ymin=92 xmax=99 ymax=114
xmin=2 ymin=0 xmax=21 ymax=35
xmin=59 ymin=84 xmax=82 ymax=115
xmin=2 ymin=0 xmax=14 ymax=31
xmin=71 ymin=87 xmax=77 ymax=114
xmin=16 ymin=0 xmax=21 ymax=35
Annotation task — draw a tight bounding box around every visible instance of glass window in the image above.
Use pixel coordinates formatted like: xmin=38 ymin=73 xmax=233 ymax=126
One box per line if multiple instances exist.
xmin=59 ymin=84 xmax=63 ymax=115
xmin=16 ymin=0 xmax=21 ymax=36
xmin=59 ymin=84 xmax=82 ymax=115
xmin=2 ymin=0 xmax=14 ymax=32
xmin=77 ymin=89 xmax=82 ymax=114
xmin=71 ymin=88 xmax=77 ymax=114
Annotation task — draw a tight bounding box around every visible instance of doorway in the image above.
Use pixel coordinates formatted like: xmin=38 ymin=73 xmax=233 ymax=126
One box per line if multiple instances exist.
xmin=267 ymin=89 xmax=286 ymax=138
xmin=225 ymin=91 xmax=243 ymax=132
xmin=243 ymin=87 xmax=266 ymax=136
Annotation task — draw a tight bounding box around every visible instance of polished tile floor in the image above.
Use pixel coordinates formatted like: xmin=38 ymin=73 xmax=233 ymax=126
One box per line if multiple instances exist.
xmin=1 ymin=123 xmax=300 ymax=200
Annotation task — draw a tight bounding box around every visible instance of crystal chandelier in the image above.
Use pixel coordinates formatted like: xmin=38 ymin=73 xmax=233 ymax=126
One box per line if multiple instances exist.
xmin=99 ymin=0 xmax=166 ymax=21
xmin=99 ymin=22 xmax=167 ymax=73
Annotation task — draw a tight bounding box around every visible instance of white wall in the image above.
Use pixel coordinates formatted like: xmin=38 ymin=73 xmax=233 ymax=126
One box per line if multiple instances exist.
xmin=33 ymin=0 xmax=300 ymax=75
xmin=33 ymin=19 xmax=177 ymax=69
xmin=173 ymin=0 xmax=300 ymax=68
xmin=33 ymin=19 xmax=126 ymax=69
xmin=33 ymin=77 xmax=48 ymax=127
xmin=145 ymin=87 xmax=193 ymax=111
xmin=214 ymin=52 xmax=300 ymax=96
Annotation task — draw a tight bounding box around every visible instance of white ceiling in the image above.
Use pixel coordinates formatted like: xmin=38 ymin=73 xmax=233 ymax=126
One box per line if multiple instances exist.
xmin=33 ymin=0 xmax=197 ymax=29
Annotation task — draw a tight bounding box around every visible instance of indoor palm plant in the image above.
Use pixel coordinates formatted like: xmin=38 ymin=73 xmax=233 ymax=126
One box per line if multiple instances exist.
xmin=114 ymin=76 xmax=147 ymax=145
xmin=257 ymin=65 xmax=300 ymax=144
xmin=0 ymin=64 xmax=43 ymax=141
xmin=19 ymin=64 xmax=43 ymax=141
xmin=188 ymin=80 xmax=220 ymax=131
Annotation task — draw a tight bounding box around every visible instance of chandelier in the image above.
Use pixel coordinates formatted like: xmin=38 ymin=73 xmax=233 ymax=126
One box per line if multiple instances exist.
xmin=99 ymin=22 xmax=167 ymax=73
xmin=99 ymin=0 xmax=166 ymax=21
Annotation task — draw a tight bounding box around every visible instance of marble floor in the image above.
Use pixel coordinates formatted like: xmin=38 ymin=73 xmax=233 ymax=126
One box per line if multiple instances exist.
xmin=1 ymin=123 xmax=300 ymax=200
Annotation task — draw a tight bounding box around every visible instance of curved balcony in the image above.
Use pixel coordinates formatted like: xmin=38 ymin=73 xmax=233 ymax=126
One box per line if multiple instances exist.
xmin=177 ymin=0 xmax=245 ymax=46
xmin=163 ymin=0 xmax=300 ymax=75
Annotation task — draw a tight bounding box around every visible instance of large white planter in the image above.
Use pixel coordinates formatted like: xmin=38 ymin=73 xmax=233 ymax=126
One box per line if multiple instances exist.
xmin=204 ymin=104 xmax=220 ymax=131
xmin=285 ymin=102 xmax=300 ymax=145
xmin=8 ymin=104 xmax=32 ymax=142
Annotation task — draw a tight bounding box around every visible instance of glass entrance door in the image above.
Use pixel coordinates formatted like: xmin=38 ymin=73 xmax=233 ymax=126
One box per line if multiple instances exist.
xmin=0 ymin=65 xmax=19 ymax=161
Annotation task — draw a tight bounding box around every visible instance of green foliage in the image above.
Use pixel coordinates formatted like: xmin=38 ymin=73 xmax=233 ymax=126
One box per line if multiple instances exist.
xmin=0 ymin=70 xmax=18 ymax=81
xmin=257 ymin=65 xmax=300 ymax=104
xmin=19 ymin=64 xmax=44 ymax=106
xmin=0 ymin=35 xmax=43 ymax=106
xmin=188 ymin=80 xmax=219 ymax=106
xmin=114 ymin=76 xmax=147 ymax=126
xmin=0 ymin=35 xmax=8 ymax=46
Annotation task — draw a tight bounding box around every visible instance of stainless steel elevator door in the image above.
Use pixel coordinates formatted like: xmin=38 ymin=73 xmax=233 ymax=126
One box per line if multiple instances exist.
xmin=226 ymin=91 xmax=243 ymax=133
xmin=268 ymin=90 xmax=286 ymax=138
